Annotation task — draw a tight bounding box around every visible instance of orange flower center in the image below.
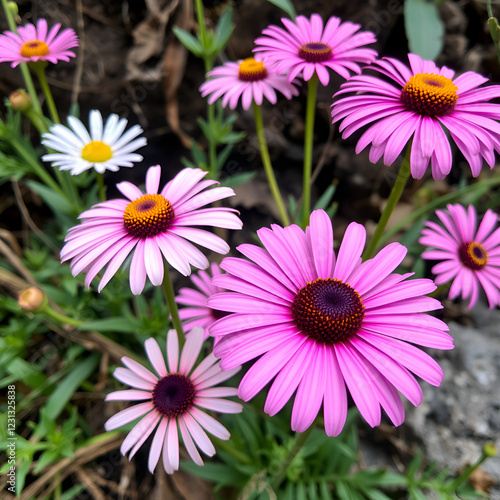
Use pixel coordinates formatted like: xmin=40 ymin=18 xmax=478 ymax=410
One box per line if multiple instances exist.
xmin=81 ymin=141 xmax=113 ymax=163
xmin=123 ymin=194 xmax=175 ymax=238
xmin=292 ymin=277 xmax=365 ymax=345
xmin=298 ymin=42 xmax=333 ymax=63
xmin=458 ymin=242 xmax=488 ymax=270
xmin=401 ymin=73 xmax=458 ymax=117
xmin=238 ymin=58 xmax=268 ymax=82
xmin=20 ymin=40 xmax=50 ymax=58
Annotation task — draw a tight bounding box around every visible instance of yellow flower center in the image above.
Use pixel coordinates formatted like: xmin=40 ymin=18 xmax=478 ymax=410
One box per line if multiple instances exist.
xmin=458 ymin=242 xmax=488 ymax=270
xmin=401 ymin=73 xmax=458 ymax=117
xmin=81 ymin=141 xmax=113 ymax=163
xmin=238 ymin=58 xmax=268 ymax=82
xmin=20 ymin=40 xmax=50 ymax=58
xmin=298 ymin=42 xmax=333 ymax=63
xmin=123 ymin=194 xmax=175 ymax=238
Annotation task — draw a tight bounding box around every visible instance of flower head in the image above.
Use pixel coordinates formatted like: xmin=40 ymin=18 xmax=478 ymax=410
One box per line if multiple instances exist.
xmin=331 ymin=53 xmax=500 ymax=180
xmin=209 ymin=210 xmax=453 ymax=435
xmin=0 ymin=19 xmax=78 ymax=67
xmin=200 ymin=55 xmax=299 ymax=110
xmin=61 ymin=166 xmax=242 ymax=294
xmin=41 ymin=110 xmax=147 ymax=175
xmin=176 ymin=263 xmax=228 ymax=339
xmin=253 ymin=14 xmax=377 ymax=86
xmin=105 ymin=327 xmax=242 ymax=474
xmin=420 ymin=204 xmax=500 ymax=309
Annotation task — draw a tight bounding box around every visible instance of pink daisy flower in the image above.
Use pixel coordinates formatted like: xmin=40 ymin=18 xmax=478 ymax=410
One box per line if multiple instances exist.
xmin=61 ymin=166 xmax=242 ymax=295
xmin=209 ymin=210 xmax=453 ymax=435
xmin=176 ymin=263 xmax=228 ymax=340
xmin=104 ymin=327 xmax=242 ymax=474
xmin=420 ymin=204 xmax=500 ymax=309
xmin=199 ymin=55 xmax=299 ymax=110
xmin=0 ymin=19 xmax=78 ymax=67
xmin=253 ymin=14 xmax=377 ymax=86
xmin=331 ymin=53 xmax=500 ymax=180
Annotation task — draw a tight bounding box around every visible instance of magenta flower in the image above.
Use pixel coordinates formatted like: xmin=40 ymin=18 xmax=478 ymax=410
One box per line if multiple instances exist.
xmin=0 ymin=19 xmax=78 ymax=67
xmin=61 ymin=166 xmax=242 ymax=294
xmin=209 ymin=210 xmax=453 ymax=435
xmin=420 ymin=204 xmax=500 ymax=309
xmin=331 ymin=53 xmax=500 ymax=180
xmin=176 ymin=263 xmax=228 ymax=340
xmin=253 ymin=14 xmax=377 ymax=86
xmin=200 ymin=55 xmax=299 ymax=110
xmin=105 ymin=327 xmax=242 ymax=474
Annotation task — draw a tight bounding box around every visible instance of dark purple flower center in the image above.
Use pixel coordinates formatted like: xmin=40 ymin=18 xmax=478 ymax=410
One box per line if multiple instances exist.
xmin=123 ymin=194 xmax=175 ymax=238
xmin=298 ymin=42 xmax=333 ymax=63
xmin=458 ymin=241 xmax=488 ymax=270
xmin=400 ymin=72 xmax=458 ymax=117
xmin=152 ymin=373 xmax=196 ymax=417
xmin=292 ymin=277 xmax=365 ymax=345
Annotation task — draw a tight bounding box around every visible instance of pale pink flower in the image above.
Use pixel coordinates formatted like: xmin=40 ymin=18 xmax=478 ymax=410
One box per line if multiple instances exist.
xmin=209 ymin=210 xmax=453 ymax=435
xmin=332 ymin=54 xmax=500 ymax=179
xmin=105 ymin=327 xmax=242 ymax=474
xmin=420 ymin=204 xmax=500 ymax=309
xmin=200 ymin=55 xmax=299 ymax=110
xmin=0 ymin=19 xmax=78 ymax=67
xmin=253 ymin=14 xmax=377 ymax=86
xmin=61 ymin=166 xmax=242 ymax=294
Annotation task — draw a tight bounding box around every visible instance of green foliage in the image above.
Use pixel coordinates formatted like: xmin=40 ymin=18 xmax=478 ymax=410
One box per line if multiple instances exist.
xmin=266 ymin=0 xmax=297 ymax=19
xmin=404 ymin=0 xmax=444 ymax=61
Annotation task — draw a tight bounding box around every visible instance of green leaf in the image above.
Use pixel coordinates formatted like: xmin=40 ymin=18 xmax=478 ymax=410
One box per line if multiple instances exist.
xmin=77 ymin=317 xmax=139 ymax=333
xmin=180 ymin=461 xmax=247 ymax=486
xmin=172 ymin=26 xmax=203 ymax=56
xmin=33 ymin=449 xmax=60 ymax=473
xmin=407 ymin=450 xmax=423 ymax=478
xmin=266 ymin=0 xmax=297 ymax=19
xmin=220 ymin=171 xmax=256 ymax=188
xmin=44 ymin=354 xmax=100 ymax=420
xmin=214 ymin=7 xmax=234 ymax=52
xmin=7 ymin=358 xmax=46 ymax=388
xmin=319 ymin=481 xmax=331 ymax=500
xmin=404 ymin=0 xmax=444 ymax=61
xmin=26 ymin=180 xmax=73 ymax=214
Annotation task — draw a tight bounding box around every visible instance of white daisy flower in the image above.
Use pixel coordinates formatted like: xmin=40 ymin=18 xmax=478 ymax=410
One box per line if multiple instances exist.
xmin=41 ymin=110 xmax=147 ymax=175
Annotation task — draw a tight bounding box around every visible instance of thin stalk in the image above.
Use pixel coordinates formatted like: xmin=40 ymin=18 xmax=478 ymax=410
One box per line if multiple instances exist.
xmin=162 ymin=266 xmax=185 ymax=347
xmin=194 ymin=0 xmax=208 ymax=48
xmin=270 ymin=426 xmax=314 ymax=491
xmin=0 ymin=0 xmax=45 ymax=118
xmin=362 ymin=145 xmax=412 ymax=260
xmin=207 ymin=102 xmax=217 ymax=178
xmin=301 ymin=74 xmax=319 ymax=228
xmin=10 ymin=136 xmax=64 ymax=195
xmin=41 ymin=303 xmax=85 ymax=327
xmin=32 ymin=63 xmax=60 ymax=124
xmin=96 ymin=172 xmax=106 ymax=201
xmin=253 ymin=102 xmax=290 ymax=226
xmin=212 ymin=437 xmax=253 ymax=465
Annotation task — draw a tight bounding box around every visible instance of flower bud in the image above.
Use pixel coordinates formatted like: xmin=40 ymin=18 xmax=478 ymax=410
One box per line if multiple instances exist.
xmin=483 ymin=442 xmax=498 ymax=458
xmin=7 ymin=1 xmax=18 ymax=16
xmin=18 ymin=287 xmax=46 ymax=312
xmin=9 ymin=89 xmax=32 ymax=112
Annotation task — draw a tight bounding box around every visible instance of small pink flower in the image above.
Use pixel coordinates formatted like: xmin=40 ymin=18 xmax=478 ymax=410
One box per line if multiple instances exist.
xmin=209 ymin=210 xmax=453 ymax=435
xmin=0 ymin=19 xmax=78 ymax=67
xmin=61 ymin=166 xmax=242 ymax=294
xmin=176 ymin=263 xmax=228 ymax=340
xmin=331 ymin=53 xmax=500 ymax=180
xmin=200 ymin=55 xmax=299 ymax=110
xmin=105 ymin=327 xmax=242 ymax=474
xmin=253 ymin=14 xmax=377 ymax=86
xmin=420 ymin=204 xmax=500 ymax=309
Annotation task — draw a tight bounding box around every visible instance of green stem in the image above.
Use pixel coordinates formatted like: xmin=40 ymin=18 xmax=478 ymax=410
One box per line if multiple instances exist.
xmin=32 ymin=63 xmax=60 ymax=124
xmin=207 ymin=103 xmax=217 ymax=178
xmin=194 ymin=0 xmax=208 ymax=48
xmin=270 ymin=426 xmax=314 ymax=491
xmin=362 ymin=144 xmax=412 ymax=260
xmin=40 ymin=303 xmax=85 ymax=327
xmin=96 ymin=172 xmax=106 ymax=201
xmin=378 ymin=173 xmax=500 ymax=247
xmin=162 ymin=266 xmax=185 ymax=348
xmin=301 ymin=74 xmax=319 ymax=228
xmin=447 ymin=446 xmax=492 ymax=492
xmin=10 ymin=136 xmax=64 ymax=195
xmin=212 ymin=437 xmax=253 ymax=465
xmin=0 ymin=0 xmax=45 ymax=119
xmin=253 ymin=102 xmax=290 ymax=226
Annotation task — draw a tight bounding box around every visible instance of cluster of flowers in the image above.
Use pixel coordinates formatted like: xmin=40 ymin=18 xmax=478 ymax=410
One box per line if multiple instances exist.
xmin=2 ymin=10 xmax=500 ymax=476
